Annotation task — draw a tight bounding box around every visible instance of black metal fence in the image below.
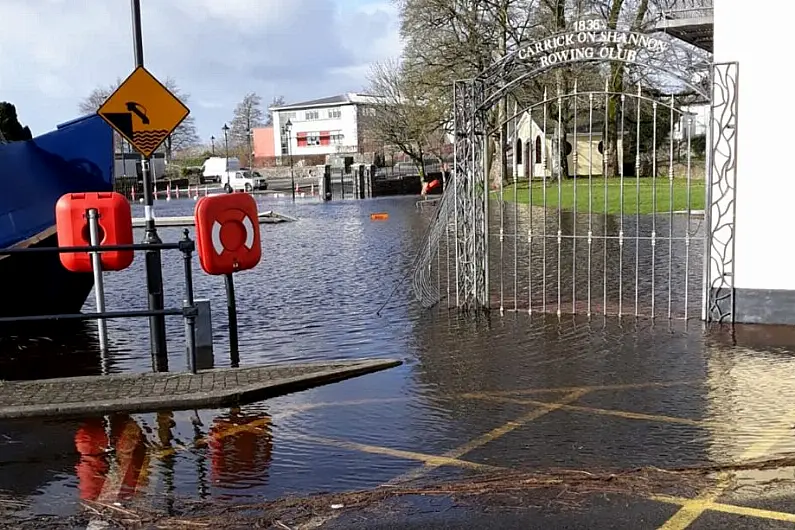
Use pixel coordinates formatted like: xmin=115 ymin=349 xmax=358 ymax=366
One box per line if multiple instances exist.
xmin=0 ymin=231 xmax=203 ymax=373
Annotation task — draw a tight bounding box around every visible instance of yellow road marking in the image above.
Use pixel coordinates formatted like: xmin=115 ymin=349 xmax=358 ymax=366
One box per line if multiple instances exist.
xmin=656 ymin=481 xmax=731 ymax=530
xmin=445 ymin=390 xmax=590 ymax=458
xmin=387 ymin=390 xmax=589 ymax=484
xmin=653 ymin=494 xmax=795 ymax=523
xmin=468 ymin=395 xmax=704 ymax=427
xmin=91 ymin=386 xmax=795 ymax=528
xmin=460 ymin=379 xmax=698 ymax=399
xmin=656 ymin=412 xmax=795 ymax=529
xmin=294 ymin=433 xmax=499 ymax=471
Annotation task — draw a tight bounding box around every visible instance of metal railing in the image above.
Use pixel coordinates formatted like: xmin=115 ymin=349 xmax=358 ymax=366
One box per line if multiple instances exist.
xmin=655 ymin=0 xmax=713 ymax=20
xmin=0 ymin=229 xmax=202 ymax=374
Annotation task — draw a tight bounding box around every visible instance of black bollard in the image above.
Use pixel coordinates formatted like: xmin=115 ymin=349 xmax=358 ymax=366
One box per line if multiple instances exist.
xmin=340 ymin=167 xmax=345 ymax=199
xmin=358 ymin=164 xmax=366 ymax=199
xmin=323 ymin=165 xmax=332 ymax=201
xmin=369 ymin=164 xmax=377 ymax=198
xmin=224 ymin=273 xmax=239 ymax=367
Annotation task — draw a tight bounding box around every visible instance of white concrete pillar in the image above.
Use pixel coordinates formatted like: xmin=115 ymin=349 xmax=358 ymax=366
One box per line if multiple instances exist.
xmin=714 ymin=0 xmax=795 ymax=323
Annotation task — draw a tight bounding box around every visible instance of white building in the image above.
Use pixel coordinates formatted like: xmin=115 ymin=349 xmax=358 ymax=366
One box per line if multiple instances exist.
xmin=674 ymin=103 xmax=710 ymax=141
xmin=511 ymin=113 xmax=621 ymax=178
xmin=270 ymin=93 xmax=380 ymax=159
xmin=715 ymin=0 xmax=795 ymax=324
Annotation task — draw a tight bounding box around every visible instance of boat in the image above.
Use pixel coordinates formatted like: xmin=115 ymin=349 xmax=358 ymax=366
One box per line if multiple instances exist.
xmin=0 ymin=113 xmax=114 ymax=318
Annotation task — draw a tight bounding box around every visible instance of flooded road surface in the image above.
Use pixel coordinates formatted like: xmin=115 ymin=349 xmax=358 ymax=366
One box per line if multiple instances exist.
xmin=2 ymin=195 xmax=795 ymax=529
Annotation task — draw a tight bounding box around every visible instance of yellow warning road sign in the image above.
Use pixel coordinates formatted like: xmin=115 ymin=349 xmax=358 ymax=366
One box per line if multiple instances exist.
xmin=97 ymin=66 xmax=190 ymax=158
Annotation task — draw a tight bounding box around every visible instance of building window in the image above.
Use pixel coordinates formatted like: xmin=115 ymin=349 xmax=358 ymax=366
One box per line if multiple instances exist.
xmin=331 ymin=133 xmax=344 ymax=145
xmin=535 ymin=136 xmax=542 ymax=162
xmin=515 ymin=138 xmax=523 ymax=164
xmin=305 ymin=110 xmax=319 ymax=121
xmin=306 ymin=133 xmax=320 ymax=146
xmin=328 ymin=108 xmax=341 ymax=119
xmin=362 ymin=107 xmax=376 ymax=117
xmin=280 ymin=111 xmax=296 ymax=122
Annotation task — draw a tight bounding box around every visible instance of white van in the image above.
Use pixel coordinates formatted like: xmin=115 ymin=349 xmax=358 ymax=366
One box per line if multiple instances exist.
xmin=221 ymin=170 xmax=268 ymax=193
xmin=201 ymin=157 xmax=240 ymax=184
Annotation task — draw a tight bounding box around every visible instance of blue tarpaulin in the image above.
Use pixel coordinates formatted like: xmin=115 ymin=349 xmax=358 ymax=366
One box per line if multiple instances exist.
xmin=0 ymin=114 xmax=114 ymax=249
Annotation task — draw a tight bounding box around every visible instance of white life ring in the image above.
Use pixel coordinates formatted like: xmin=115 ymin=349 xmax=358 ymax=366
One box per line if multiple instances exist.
xmin=210 ymin=214 xmax=255 ymax=256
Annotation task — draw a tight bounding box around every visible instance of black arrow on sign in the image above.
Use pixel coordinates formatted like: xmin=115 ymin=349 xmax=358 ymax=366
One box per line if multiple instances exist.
xmin=125 ymin=101 xmax=150 ymax=124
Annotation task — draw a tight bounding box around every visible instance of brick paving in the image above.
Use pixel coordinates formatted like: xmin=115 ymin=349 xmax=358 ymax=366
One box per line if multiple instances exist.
xmin=0 ymin=359 xmax=401 ymax=420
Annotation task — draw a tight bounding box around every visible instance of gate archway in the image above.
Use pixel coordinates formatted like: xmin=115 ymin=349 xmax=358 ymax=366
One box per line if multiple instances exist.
xmin=412 ymin=18 xmax=738 ymax=322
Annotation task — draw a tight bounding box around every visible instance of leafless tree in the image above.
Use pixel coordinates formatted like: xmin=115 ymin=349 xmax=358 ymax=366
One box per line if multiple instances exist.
xmin=366 ymin=58 xmax=449 ymax=177
xmin=266 ymin=95 xmax=285 ymax=126
xmin=230 ymin=92 xmax=265 ymax=148
xmin=403 ymin=0 xmax=712 ymax=177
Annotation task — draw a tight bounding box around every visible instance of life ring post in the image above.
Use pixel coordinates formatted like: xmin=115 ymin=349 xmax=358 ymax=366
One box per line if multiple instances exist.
xmin=87 ymin=208 xmax=109 ymax=361
xmin=194 ymin=193 xmax=261 ymax=364
xmin=224 ymin=273 xmax=239 ymax=367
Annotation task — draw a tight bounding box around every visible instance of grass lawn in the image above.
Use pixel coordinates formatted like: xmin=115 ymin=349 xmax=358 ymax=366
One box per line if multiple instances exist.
xmin=497 ymin=177 xmax=705 ymax=215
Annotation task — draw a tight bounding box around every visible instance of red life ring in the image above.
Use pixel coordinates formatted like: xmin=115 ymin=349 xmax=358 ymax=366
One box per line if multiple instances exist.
xmin=195 ymin=193 xmax=262 ymax=275
xmin=55 ymin=191 xmax=134 ymax=273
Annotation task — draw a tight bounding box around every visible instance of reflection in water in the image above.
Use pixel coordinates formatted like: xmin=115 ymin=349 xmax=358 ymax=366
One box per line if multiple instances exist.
xmin=704 ymin=325 xmax=795 ymax=465
xmin=0 ymin=321 xmax=105 ymax=380
xmin=74 ymin=414 xmax=149 ymax=501
xmin=207 ymin=408 xmax=273 ymax=492
xmin=487 ymin=204 xmax=705 ymax=318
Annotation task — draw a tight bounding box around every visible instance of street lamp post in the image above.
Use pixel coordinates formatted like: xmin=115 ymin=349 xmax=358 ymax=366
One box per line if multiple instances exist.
xmin=131 ymin=0 xmax=167 ymax=369
xmin=222 ymin=124 xmax=229 ymax=160
xmin=285 ymin=119 xmax=295 ymax=202
xmin=210 ymin=135 xmax=215 ymax=155
xmin=247 ymin=128 xmax=253 ymax=170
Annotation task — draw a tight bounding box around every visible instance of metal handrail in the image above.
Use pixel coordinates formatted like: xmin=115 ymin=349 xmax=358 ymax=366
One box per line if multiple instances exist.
xmin=0 ymin=230 xmax=201 ymax=373
xmin=0 ymin=241 xmax=187 ymax=255
xmin=655 ymin=4 xmax=713 ymax=22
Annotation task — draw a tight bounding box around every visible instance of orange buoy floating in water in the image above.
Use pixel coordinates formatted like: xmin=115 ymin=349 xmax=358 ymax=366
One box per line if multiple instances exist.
xmin=370 ymin=212 xmax=389 ymax=221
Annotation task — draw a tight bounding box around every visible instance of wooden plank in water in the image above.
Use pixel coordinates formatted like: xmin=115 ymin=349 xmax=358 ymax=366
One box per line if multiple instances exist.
xmin=0 ymin=358 xmax=401 ymax=420
xmin=416 ymin=198 xmax=441 ymax=209
xmin=132 ymin=211 xmax=297 ymax=228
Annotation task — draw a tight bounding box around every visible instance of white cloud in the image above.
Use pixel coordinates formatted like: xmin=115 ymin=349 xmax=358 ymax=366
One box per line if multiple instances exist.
xmin=0 ymin=0 xmax=403 ymax=142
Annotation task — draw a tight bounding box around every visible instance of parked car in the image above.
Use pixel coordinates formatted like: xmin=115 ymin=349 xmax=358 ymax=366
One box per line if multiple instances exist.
xmin=221 ymin=170 xmax=268 ymax=193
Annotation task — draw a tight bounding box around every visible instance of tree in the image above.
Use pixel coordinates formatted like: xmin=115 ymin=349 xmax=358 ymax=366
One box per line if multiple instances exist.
xmin=78 ymin=77 xmax=200 ymax=159
xmin=266 ymin=95 xmax=285 ymax=126
xmin=397 ymin=0 xmax=701 ymax=182
xmin=229 ymin=92 xmax=264 ymax=148
xmin=366 ymin=58 xmax=449 ymax=179
xmin=397 ymin=0 xmax=543 ymax=187
xmin=0 ymin=102 xmax=32 ymax=142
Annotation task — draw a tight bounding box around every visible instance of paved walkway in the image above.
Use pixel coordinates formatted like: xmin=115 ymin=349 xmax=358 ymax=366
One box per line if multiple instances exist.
xmin=0 ymin=359 xmax=401 ymax=420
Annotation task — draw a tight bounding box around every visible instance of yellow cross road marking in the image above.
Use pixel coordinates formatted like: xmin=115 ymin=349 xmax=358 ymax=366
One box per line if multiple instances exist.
xmin=387 ymin=390 xmax=589 ymax=484
xmin=94 ymin=379 xmax=795 ymax=528
xmin=656 ymin=411 xmax=795 ymax=529
xmin=467 ymin=394 xmax=704 ymax=427
xmin=460 ymin=380 xmax=698 ymax=399
xmin=652 ymin=494 xmax=795 ymax=523
xmin=293 ymin=433 xmax=500 ymax=471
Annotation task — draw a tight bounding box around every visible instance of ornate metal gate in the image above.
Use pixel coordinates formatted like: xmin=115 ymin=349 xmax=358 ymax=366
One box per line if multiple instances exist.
xmin=412 ymin=20 xmax=738 ymax=322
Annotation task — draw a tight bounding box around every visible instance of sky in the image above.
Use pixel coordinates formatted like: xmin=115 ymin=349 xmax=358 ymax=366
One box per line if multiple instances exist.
xmin=0 ymin=0 xmax=403 ymax=144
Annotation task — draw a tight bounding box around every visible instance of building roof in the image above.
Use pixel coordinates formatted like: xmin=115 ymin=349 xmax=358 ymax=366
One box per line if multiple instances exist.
xmin=271 ymin=92 xmax=382 ymax=111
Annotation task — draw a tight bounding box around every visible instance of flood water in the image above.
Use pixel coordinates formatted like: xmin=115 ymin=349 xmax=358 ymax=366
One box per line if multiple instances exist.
xmin=2 ymin=194 xmax=795 ymax=523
